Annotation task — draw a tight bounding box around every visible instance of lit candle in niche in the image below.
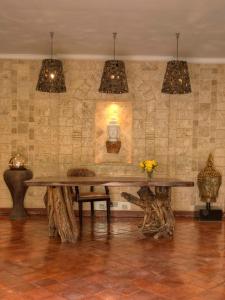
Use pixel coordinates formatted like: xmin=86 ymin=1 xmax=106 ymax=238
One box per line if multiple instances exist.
xmin=106 ymin=118 xmax=121 ymax=153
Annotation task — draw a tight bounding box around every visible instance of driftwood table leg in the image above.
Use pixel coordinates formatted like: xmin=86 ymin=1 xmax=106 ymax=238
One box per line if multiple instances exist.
xmin=44 ymin=186 xmax=78 ymax=243
xmin=153 ymin=186 xmax=175 ymax=239
xmin=121 ymin=186 xmax=175 ymax=239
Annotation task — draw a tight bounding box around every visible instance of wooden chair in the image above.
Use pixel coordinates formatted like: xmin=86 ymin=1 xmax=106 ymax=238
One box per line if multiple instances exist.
xmin=67 ymin=168 xmax=111 ymax=226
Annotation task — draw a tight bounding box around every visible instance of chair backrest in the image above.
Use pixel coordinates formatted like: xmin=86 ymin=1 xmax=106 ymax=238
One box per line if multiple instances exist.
xmin=67 ymin=168 xmax=96 ymax=177
xmin=67 ymin=168 xmax=96 ymax=194
xmin=67 ymin=168 xmax=109 ymax=195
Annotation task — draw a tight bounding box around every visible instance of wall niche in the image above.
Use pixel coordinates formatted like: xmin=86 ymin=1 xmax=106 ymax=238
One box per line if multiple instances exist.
xmin=95 ymin=101 xmax=132 ymax=164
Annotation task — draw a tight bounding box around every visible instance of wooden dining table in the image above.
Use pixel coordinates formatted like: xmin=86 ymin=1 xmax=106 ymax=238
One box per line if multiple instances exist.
xmin=25 ymin=176 xmax=194 ymax=243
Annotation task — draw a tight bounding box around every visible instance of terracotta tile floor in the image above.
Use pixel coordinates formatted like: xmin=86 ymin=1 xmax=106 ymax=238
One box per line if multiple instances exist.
xmin=0 ymin=216 xmax=224 ymax=300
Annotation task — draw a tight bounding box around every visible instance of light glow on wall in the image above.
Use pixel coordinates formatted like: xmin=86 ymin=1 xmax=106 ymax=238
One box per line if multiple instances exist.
xmin=105 ymin=103 xmax=121 ymax=123
xmin=95 ymin=100 xmax=132 ymax=163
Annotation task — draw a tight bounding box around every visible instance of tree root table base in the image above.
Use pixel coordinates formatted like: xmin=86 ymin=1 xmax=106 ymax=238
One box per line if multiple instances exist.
xmin=25 ymin=176 xmax=194 ymax=243
xmin=44 ymin=186 xmax=78 ymax=243
xmin=122 ymin=186 xmax=175 ymax=239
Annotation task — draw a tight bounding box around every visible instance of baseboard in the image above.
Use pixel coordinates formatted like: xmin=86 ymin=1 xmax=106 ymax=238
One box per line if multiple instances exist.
xmin=81 ymin=210 xmax=144 ymax=218
xmin=0 ymin=208 xmax=144 ymax=218
xmin=1 ymin=208 xmax=222 ymax=218
xmin=0 ymin=208 xmax=47 ymax=216
xmin=174 ymin=211 xmax=196 ymax=218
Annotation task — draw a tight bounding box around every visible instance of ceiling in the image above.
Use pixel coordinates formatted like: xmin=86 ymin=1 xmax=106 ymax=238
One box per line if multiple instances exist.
xmin=1 ymin=0 xmax=225 ymax=61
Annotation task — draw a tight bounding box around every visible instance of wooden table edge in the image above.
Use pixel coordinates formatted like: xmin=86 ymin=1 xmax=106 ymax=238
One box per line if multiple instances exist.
xmin=25 ymin=177 xmax=194 ymax=188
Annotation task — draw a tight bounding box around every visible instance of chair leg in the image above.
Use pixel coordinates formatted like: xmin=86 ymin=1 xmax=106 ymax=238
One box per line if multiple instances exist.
xmin=91 ymin=202 xmax=94 ymax=217
xmin=78 ymin=201 xmax=83 ymax=226
xmin=106 ymin=199 xmax=111 ymax=224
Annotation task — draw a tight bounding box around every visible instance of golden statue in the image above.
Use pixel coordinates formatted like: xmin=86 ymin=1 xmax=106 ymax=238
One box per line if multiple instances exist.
xmin=9 ymin=154 xmax=26 ymax=170
xmin=197 ymin=154 xmax=222 ymax=209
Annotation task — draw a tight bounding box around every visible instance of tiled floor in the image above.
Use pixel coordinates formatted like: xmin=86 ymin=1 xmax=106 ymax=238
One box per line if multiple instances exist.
xmin=0 ymin=216 xmax=224 ymax=299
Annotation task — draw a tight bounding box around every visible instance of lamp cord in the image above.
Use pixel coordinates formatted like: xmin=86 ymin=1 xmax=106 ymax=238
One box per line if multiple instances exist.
xmin=113 ymin=32 xmax=117 ymax=60
xmin=176 ymin=32 xmax=180 ymax=61
xmin=50 ymin=32 xmax=54 ymax=59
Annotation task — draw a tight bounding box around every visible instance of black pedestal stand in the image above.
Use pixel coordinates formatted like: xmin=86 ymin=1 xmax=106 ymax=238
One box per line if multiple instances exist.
xmin=196 ymin=202 xmax=223 ymax=221
xmin=3 ymin=169 xmax=33 ymax=219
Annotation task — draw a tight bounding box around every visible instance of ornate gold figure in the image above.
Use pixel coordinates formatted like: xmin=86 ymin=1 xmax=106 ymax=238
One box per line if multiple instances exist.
xmin=9 ymin=154 xmax=26 ymax=170
xmin=197 ymin=154 xmax=222 ymax=204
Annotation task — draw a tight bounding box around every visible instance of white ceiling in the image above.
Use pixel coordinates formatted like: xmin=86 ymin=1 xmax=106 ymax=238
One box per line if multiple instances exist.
xmin=1 ymin=0 xmax=225 ymax=61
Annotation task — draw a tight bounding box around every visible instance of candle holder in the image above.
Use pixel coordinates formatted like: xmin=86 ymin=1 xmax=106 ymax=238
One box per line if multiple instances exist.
xmin=106 ymin=118 xmax=121 ymax=153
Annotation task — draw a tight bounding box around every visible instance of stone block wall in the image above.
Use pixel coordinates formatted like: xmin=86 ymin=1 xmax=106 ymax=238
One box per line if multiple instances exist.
xmin=0 ymin=59 xmax=224 ymax=212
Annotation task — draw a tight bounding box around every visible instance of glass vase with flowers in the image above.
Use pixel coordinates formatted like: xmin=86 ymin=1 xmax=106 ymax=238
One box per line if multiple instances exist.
xmin=139 ymin=160 xmax=158 ymax=179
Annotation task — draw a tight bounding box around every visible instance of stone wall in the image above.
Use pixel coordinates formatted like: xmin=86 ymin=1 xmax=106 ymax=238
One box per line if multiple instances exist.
xmin=0 ymin=59 xmax=224 ymax=212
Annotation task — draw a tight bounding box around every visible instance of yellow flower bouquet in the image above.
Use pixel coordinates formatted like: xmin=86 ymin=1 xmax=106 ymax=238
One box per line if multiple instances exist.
xmin=139 ymin=159 xmax=158 ymax=178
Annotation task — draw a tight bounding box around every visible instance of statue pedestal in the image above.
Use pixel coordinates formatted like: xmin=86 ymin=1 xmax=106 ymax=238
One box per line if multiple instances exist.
xmin=195 ymin=205 xmax=223 ymax=221
xmin=3 ymin=169 xmax=33 ymax=219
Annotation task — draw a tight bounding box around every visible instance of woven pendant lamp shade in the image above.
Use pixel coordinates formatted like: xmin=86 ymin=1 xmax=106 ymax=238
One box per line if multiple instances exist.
xmin=36 ymin=59 xmax=66 ymax=93
xmin=99 ymin=60 xmax=128 ymax=94
xmin=36 ymin=32 xmax=66 ymax=93
xmin=161 ymin=60 xmax=191 ymax=94
xmin=99 ymin=32 xmax=128 ymax=94
xmin=162 ymin=33 xmax=191 ymax=95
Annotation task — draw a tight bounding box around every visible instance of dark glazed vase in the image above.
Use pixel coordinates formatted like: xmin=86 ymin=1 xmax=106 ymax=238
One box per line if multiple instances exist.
xmin=3 ymin=169 xmax=33 ymax=219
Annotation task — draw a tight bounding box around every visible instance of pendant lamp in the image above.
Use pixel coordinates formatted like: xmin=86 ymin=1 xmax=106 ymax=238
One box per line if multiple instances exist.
xmin=36 ymin=32 xmax=66 ymax=93
xmin=162 ymin=33 xmax=191 ymax=94
xmin=99 ymin=32 xmax=128 ymax=94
